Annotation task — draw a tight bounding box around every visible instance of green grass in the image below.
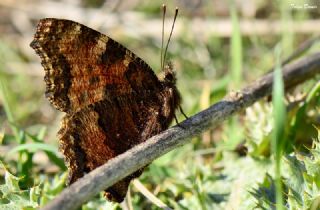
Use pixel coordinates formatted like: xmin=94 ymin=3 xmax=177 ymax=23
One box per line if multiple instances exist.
xmin=1 ymin=1 xmax=320 ymax=209
xmin=272 ymin=45 xmax=286 ymax=210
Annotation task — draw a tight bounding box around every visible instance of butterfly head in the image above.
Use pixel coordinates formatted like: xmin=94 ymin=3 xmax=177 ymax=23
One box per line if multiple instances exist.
xmin=158 ymin=62 xmax=176 ymax=88
xmin=160 ymin=5 xmax=178 ymax=87
xmin=162 ymin=62 xmax=176 ymax=86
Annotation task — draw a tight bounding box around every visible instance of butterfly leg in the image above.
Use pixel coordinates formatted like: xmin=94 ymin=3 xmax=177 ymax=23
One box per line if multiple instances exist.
xmin=174 ymin=114 xmax=187 ymax=129
xmin=174 ymin=114 xmax=179 ymax=125
xmin=179 ymin=105 xmax=188 ymax=120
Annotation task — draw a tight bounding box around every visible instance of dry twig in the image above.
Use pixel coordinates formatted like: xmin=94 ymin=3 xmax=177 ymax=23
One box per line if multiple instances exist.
xmin=132 ymin=180 xmax=173 ymax=210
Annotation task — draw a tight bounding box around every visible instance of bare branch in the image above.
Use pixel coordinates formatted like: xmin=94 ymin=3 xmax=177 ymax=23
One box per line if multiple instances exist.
xmin=42 ymin=53 xmax=320 ymax=210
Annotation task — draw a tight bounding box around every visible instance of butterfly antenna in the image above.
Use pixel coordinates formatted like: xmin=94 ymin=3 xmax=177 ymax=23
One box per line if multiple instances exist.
xmin=160 ymin=4 xmax=166 ymax=71
xmin=162 ymin=7 xmax=178 ymax=70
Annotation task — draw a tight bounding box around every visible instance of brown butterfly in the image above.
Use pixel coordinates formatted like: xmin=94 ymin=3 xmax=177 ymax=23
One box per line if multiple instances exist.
xmin=30 ymin=16 xmax=185 ymax=202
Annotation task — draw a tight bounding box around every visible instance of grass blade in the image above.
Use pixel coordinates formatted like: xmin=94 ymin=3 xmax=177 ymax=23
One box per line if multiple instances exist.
xmin=272 ymin=45 xmax=286 ymax=210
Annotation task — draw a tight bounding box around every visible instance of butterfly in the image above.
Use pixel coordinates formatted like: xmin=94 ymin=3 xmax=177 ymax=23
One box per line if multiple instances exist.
xmin=30 ymin=18 xmax=184 ymax=202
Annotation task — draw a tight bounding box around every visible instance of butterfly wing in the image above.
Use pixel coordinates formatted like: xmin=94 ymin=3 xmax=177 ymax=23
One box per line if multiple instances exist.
xmin=58 ymin=94 xmax=167 ymax=202
xmin=30 ymin=18 xmax=162 ymax=113
xmin=30 ymin=18 xmax=180 ymax=202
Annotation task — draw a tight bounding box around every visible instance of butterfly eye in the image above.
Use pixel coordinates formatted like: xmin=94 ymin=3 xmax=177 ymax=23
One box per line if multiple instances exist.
xmin=164 ymin=71 xmax=176 ymax=84
xmin=165 ymin=73 xmax=173 ymax=81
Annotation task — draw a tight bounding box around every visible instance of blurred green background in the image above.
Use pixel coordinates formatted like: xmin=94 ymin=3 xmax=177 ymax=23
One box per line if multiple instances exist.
xmin=0 ymin=0 xmax=320 ymax=209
